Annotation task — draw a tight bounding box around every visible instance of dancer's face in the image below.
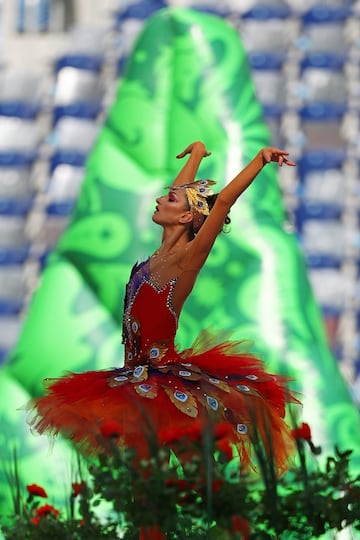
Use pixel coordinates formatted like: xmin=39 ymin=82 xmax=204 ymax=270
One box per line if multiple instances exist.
xmin=152 ymin=189 xmax=192 ymax=227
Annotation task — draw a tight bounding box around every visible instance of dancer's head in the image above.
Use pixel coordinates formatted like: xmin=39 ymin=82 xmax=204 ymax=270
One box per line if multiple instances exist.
xmin=152 ymin=180 xmax=230 ymax=238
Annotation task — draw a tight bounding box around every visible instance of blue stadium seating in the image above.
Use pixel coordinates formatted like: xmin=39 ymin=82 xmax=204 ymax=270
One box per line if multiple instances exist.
xmin=46 ymin=163 xmax=84 ymax=216
xmin=297 ymin=5 xmax=352 ymax=64
xmin=308 ymin=266 xmax=345 ymax=312
xmin=0 ymin=315 xmax=22 ymax=363
xmin=242 ymin=4 xmax=291 ymax=20
xmin=0 ymin=264 xmax=27 ymax=314
xmin=114 ymin=0 xmax=167 ymax=27
xmin=54 ymin=53 xmax=103 ymax=73
xmin=0 ymin=71 xmax=44 ymax=119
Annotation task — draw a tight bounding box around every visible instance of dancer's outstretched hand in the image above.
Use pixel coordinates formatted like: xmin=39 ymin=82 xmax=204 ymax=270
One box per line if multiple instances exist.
xmin=261 ymin=147 xmax=296 ymax=167
xmin=176 ymin=141 xmax=211 ymax=159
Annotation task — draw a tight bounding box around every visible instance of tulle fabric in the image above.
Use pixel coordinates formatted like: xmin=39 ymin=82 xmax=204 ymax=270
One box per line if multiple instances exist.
xmin=28 ymin=332 xmax=297 ymax=474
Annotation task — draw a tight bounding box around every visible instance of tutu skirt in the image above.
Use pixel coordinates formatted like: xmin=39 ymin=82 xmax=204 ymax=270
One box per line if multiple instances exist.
xmin=28 ymin=332 xmax=297 ymax=474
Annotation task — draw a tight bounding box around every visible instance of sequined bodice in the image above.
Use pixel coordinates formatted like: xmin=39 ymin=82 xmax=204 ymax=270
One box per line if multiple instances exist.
xmin=122 ymin=259 xmax=178 ymax=367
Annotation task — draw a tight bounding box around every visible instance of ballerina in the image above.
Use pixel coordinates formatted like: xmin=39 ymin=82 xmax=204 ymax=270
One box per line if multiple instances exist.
xmin=28 ymin=141 xmax=297 ymax=473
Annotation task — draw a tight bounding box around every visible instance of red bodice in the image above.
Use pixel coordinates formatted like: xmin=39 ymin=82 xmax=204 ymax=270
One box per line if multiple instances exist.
xmin=122 ymin=259 xmax=178 ymax=367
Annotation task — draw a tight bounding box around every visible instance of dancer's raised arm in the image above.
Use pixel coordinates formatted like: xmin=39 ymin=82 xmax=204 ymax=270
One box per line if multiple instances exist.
xmin=171 ymin=141 xmax=211 ymax=188
xmin=216 ymin=147 xmax=295 ymax=208
xmin=189 ymin=146 xmax=296 ymax=265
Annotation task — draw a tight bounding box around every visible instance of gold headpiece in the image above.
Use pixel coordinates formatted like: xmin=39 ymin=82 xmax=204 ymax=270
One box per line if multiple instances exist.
xmin=167 ymin=179 xmax=216 ymax=216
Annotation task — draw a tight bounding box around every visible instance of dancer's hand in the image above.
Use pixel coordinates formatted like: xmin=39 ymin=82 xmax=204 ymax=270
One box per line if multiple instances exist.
xmin=176 ymin=141 xmax=211 ymax=159
xmin=261 ymin=147 xmax=296 ymax=167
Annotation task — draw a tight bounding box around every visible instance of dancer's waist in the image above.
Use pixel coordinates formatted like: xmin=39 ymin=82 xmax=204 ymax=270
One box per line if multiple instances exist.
xmin=124 ymin=339 xmax=176 ymax=367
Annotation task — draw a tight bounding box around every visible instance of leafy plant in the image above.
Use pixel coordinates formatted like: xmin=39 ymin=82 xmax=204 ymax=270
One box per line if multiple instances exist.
xmin=1 ymin=421 xmax=359 ymax=539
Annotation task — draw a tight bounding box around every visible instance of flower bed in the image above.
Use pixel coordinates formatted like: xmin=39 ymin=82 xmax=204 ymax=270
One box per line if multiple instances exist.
xmin=1 ymin=422 xmax=359 ymax=539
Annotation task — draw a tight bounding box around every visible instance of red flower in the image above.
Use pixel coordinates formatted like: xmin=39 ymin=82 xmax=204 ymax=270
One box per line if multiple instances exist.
xmin=26 ymin=484 xmax=48 ymax=498
xmin=30 ymin=517 xmax=40 ymax=525
xmin=230 ymin=515 xmax=251 ymax=539
xmin=72 ymin=481 xmax=86 ymax=497
xmin=184 ymin=421 xmax=202 ymax=441
xmin=291 ymin=422 xmax=312 ymax=442
xmin=159 ymin=426 xmax=187 ymax=445
xmin=159 ymin=421 xmax=203 ymax=445
xmin=35 ymin=504 xmax=60 ymax=518
xmin=217 ymin=439 xmax=233 ymax=461
xmin=100 ymin=419 xmax=123 ymax=438
xmin=214 ymin=421 xmax=233 ymax=440
xmin=212 ymin=479 xmax=223 ymax=493
xmin=139 ymin=525 xmax=166 ymax=539
xmin=346 ymin=484 xmax=360 ymax=500
xmin=165 ymin=478 xmax=189 ymax=491
xmin=291 ymin=422 xmax=322 ymax=455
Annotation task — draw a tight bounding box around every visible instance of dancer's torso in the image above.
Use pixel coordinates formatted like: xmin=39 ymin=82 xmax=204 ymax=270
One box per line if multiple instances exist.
xmin=122 ymin=259 xmax=183 ymax=367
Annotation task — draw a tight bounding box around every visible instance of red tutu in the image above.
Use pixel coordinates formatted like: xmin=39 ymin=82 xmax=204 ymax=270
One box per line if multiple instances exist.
xmin=28 ymin=259 xmax=298 ymax=473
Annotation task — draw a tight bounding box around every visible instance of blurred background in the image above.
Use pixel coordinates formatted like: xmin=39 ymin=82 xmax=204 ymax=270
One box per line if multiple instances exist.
xmin=0 ymin=0 xmax=359 ymax=408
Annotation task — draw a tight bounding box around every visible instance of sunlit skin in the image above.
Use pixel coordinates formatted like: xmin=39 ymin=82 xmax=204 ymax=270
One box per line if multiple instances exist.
xmin=149 ymin=142 xmax=295 ymax=316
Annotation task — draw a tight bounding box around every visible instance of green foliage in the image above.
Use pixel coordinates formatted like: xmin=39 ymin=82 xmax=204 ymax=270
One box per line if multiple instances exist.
xmin=1 ymin=429 xmax=359 ymax=539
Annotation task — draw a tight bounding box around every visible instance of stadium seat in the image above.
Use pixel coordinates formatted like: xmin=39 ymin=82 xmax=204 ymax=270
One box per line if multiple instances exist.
xmin=295 ymin=201 xmax=343 ymax=226
xmin=298 ymin=105 xmax=347 ymax=150
xmin=65 ymin=24 xmax=106 ymax=55
xmin=241 ymin=2 xmax=291 ymax=19
xmin=294 ymin=56 xmax=348 ymax=114
xmin=50 ymin=117 xmax=99 ymax=153
xmin=54 ymin=53 xmax=103 ymax=74
xmin=308 ymin=266 xmax=345 ymax=312
xmin=288 ymin=0 xmax=354 ymax=11
xmin=187 ymin=1 xmax=231 ymax=17
xmin=297 ymin=5 xmax=352 ymax=64
xmin=0 ymin=156 xmax=32 ymax=265
xmin=0 ymin=70 xmax=44 ymax=118
xmin=37 ymin=213 xmax=70 ymax=250
xmin=45 ymin=154 xmax=85 ymax=253
xmin=0 ymin=117 xmax=41 ymax=159
xmin=0 ymin=164 xmax=34 ymax=215
xmin=297 ymin=218 xmax=346 ymax=267
xmin=252 ymin=69 xmax=287 ymax=118
xmin=0 ymin=315 xmax=22 ymax=364
xmin=49 ymin=150 xmax=87 ymax=173
xmin=239 ymin=16 xmax=295 ymax=62
xmin=294 ymin=199 xmax=344 ymax=269
xmin=0 ymin=265 xmax=27 ymax=314
xmin=0 ymin=215 xmax=30 ymax=264
xmin=296 ymin=149 xmax=346 ymax=205
xmin=52 ymin=66 xmax=104 ymax=121
xmin=46 ymin=163 xmax=84 ymax=216
xmin=114 ymin=0 xmax=167 ymax=27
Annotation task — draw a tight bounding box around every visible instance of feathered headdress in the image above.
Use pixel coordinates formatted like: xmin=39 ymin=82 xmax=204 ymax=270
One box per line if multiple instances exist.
xmin=167 ymin=179 xmax=216 ymax=215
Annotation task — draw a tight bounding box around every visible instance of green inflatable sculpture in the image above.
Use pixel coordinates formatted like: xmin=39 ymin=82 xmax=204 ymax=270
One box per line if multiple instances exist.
xmin=1 ymin=6 xmax=359 ymax=520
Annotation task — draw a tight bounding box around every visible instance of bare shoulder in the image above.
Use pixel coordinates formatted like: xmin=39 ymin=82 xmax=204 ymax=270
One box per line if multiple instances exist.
xmin=176 ymin=240 xmax=207 ymax=272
